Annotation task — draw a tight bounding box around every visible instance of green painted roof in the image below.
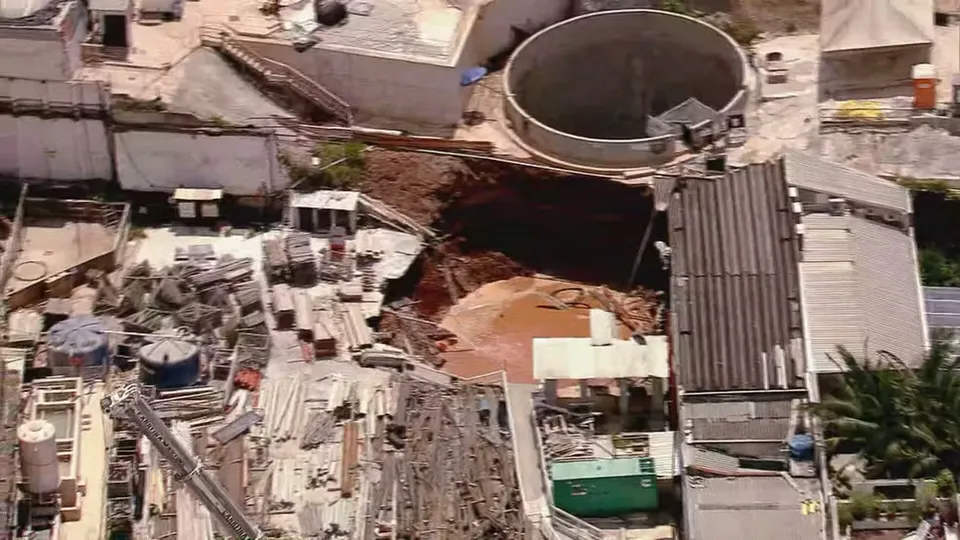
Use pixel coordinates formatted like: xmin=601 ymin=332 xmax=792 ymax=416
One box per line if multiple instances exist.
xmin=551 ymin=458 xmax=656 ymax=481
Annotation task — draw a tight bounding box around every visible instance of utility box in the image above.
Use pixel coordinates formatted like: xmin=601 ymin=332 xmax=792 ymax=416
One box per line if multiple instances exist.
xmin=551 ymin=457 xmax=658 ymax=517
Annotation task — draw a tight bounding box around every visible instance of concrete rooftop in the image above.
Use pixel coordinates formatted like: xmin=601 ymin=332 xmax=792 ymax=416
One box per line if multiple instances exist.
xmin=278 ymin=0 xmax=470 ymax=62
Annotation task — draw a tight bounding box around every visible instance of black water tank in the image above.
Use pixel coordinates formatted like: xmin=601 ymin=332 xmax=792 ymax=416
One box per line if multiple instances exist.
xmin=315 ymin=0 xmax=347 ymax=26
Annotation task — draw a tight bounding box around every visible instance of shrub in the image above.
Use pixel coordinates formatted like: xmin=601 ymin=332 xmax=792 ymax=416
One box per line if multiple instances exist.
xmin=917 ymin=481 xmax=940 ymax=515
xmin=849 ymin=491 xmax=879 ymax=521
xmin=837 ymin=504 xmax=854 ymax=529
xmin=660 ymin=0 xmax=687 ymax=14
xmin=937 ymin=469 xmax=956 ymax=497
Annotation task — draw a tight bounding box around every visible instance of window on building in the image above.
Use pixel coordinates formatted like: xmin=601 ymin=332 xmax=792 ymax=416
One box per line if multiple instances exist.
xmin=178 ymin=202 xmax=195 ymax=219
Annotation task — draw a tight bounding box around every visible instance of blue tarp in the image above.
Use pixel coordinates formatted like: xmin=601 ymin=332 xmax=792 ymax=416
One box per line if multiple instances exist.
xmin=460 ymin=66 xmax=488 ymax=86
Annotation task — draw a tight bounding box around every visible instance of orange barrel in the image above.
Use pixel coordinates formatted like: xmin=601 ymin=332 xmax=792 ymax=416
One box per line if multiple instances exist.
xmin=912 ymin=63 xmax=937 ymax=110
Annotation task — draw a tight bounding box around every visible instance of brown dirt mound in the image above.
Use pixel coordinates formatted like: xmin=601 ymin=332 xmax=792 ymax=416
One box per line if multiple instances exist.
xmin=355 ymin=149 xmax=562 ymax=229
xmin=355 ymin=150 xmax=477 ymax=227
xmin=411 ymin=247 xmax=533 ymax=319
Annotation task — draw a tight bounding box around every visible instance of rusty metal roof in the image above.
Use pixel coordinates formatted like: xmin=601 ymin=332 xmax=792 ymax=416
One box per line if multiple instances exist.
xmin=669 ymin=158 xmax=804 ymax=392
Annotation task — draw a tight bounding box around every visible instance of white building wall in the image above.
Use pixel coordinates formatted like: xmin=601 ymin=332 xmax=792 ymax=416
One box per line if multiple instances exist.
xmin=0 ymin=34 xmax=71 ymax=81
xmin=114 ymin=130 xmax=283 ymax=195
xmin=242 ymin=40 xmax=463 ymax=127
xmin=0 ymin=115 xmax=111 ymax=180
xmin=0 ymin=1 xmax=88 ymax=81
xmin=0 ymin=78 xmax=110 ymax=108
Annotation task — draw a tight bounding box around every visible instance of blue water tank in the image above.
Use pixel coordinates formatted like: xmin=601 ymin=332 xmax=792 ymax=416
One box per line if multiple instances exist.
xmin=47 ymin=316 xmax=110 ymax=368
xmin=138 ymin=336 xmax=201 ymax=389
xmin=789 ymin=434 xmax=815 ymax=460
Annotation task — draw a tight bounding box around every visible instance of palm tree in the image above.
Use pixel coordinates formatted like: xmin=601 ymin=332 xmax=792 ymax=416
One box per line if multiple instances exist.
xmin=814 ymin=333 xmax=960 ymax=479
xmin=814 ymin=347 xmax=932 ymax=477
xmin=904 ymin=332 xmax=960 ymax=473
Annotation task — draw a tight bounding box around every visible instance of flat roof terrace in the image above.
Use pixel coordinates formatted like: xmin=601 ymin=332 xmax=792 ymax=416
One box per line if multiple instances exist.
xmin=2 ymin=196 xmax=129 ymax=310
xmin=207 ymin=0 xmax=472 ymax=63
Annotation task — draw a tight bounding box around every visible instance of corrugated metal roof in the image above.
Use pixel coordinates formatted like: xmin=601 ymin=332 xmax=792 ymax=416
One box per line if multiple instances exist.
xmin=802 ymin=213 xmax=927 ymax=372
xmin=173 ymin=188 xmax=223 ymax=201
xmin=289 ymin=190 xmax=360 ymax=211
xmin=669 ymin=158 xmax=804 ymax=392
xmin=686 ymin=398 xmax=794 ymax=441
xmin=684 ymin=477 xmax=821 ymax=540
xmin=685 ymin=399 xmax=792 ymax=420
xmin=820 ymin=0 xmax=934 ymax=54
xmin=532 ymin=335 xmax=669 ymax=380
xmin=648 ymin=431 xmax=679 ymax=479
xmin=784 ymin=150 xmax=911 ymax=214
xmin=551 ymin=457 xmax=655 ymax=481
xmin=684 ymin=445 xmax=741 ymax=475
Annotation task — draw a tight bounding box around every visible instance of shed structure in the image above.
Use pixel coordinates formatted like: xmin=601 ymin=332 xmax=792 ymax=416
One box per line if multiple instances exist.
xmin=820 ymin=0 xmax=935 ymax=95
xmin=551 ymin=457 xmax=658 ymax=517
xmin=89 ymin=0 xmax=132 ymax=48
xmin=533 ymin=309 xmax=668 ymax=418
xmin=173 ymin=188 xmax=223 ymax=220
xmin=289 ymin=190 xmax=359 ymax=235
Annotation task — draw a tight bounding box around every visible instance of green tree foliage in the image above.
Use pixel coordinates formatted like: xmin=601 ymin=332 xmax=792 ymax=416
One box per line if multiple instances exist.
xmin=920 ymin=248 xmax=960 ymax=287
xmin=813 ymin=334 xmax=960 ymax=479
xmin=937 ymin=469 xmax=957 ymax=497
xmin=660 ymin=0 xmax=687 ymax=13
xmin=279 ymin=142 xmax=367 ymax=190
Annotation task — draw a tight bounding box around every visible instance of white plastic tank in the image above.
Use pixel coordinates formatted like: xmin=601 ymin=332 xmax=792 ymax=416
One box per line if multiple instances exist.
xmin=18 ymin=419 xmax=60 ymax=494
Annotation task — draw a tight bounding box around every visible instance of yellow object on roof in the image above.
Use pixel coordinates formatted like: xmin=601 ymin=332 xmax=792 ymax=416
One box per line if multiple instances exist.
xmin=173 ymin=188 xmax=223 ymax=201
xmin=835 ymin=100 xmax=884 ymax=120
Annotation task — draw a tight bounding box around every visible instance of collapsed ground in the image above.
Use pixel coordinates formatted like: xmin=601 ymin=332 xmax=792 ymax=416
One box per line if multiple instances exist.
xmin=355 ymin=150 xmax=667 ymax=316
xmin=352 ymin=149 xmax=667 ymax=380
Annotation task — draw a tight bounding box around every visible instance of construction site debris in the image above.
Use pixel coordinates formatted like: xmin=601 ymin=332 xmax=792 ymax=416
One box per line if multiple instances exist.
xmin=313 ymin=311 xmax=337 ymax=358
xmin=151 ymin=386 xmax=225 ymax=424
xmin=212 ymin=410 xmax=264 ymax=445
xmin=339 ymin=420 xmax=359 ymax=498
xmin=284 ymin=232 xmax=318 ymax=286
xmin=300 ymin=411 xmax=336 ymax=450
xmin=272 ymin=284 xmax=295 ymax=329
xmin=262 ymin=237 xmax=289 ymax=284
xmin=357 ymin=194 xmax=436 ymax=239
xmin=340 ymin=303 xmax=372 ymax=350
xmin=294 ymin=290 xmax=315 ymax=339
xmin=392 ymin=379 xmax=526 ymax=539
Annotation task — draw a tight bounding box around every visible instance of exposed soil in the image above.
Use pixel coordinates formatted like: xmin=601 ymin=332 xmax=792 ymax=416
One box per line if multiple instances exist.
xmin=736 ymin=0 xmax=820 ymax=34
xmin=437 ymin=276 xmax=661 ymax=382
xmin=686 ymin=0 xmax=820 ymax=36
xmin=357 ymin=150 xmax=667 ymax=320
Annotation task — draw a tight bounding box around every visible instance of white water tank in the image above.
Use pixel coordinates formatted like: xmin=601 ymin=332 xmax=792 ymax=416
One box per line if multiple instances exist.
xmin=18 ymin=419 xmax=60 ymax=494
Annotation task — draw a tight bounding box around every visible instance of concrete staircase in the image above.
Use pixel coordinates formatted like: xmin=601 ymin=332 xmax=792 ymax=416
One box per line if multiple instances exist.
xmin=201 ymin=26 xmax=354 ymax=125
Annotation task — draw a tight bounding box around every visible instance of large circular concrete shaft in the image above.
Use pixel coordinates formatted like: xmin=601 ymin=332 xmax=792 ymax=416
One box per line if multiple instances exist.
xmin=503 ymin=9 xmax=748 ymax=171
